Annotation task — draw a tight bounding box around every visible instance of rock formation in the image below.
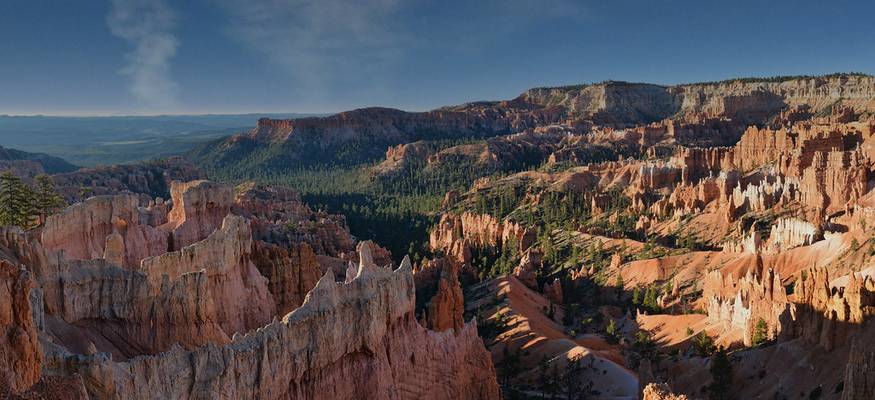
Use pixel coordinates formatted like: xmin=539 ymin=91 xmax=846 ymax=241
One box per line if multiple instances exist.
xmin=420 ymin=260 xmax=465 ymax=333
xmin=0 ymin=260 xmax=41 ymax=394
xmin=139 ymin=215 xmax=276 ymax=341
xmin=162 ymin=180 xmax=234 ymax=250
xmin=39 ymin=215 xmax=275 ymax=358
xmin=0 ymin=178 xmax=501 ymax=399
xmin=521 ymin=74 xmax=875 ymax=125
xmin=40 ymin=194 xmax=168 ymax=269
xmin=251 ymin=240 xmax=322 ymax=316
xmin=642 ymin=383 xmax=690 ymax=400
xmin=429 ymin=212 xmax=534 ymax=266
xmin=50 ymin=257 xmax=499 ymax=400
xmin=842 ymin=337 xmax=875 ymax=400
xmin=704 ymin=264 xmax=875 ymax=350
xmin=704 ymin=266 xmax=788 ymax=346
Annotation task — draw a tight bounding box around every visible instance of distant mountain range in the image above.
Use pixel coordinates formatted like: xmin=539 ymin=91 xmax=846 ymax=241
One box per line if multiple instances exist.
xmin=189 ymin=73 xmax=875 ymax=176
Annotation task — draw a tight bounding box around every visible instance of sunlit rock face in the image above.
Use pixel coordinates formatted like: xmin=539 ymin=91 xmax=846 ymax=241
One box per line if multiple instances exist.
xmin=161 ymin=180 xmax=234 ymax=250
xmin=2 ymin=178 xmax=499 ymax=399
xmin=42 ymin=251 xmax=499 ymax=400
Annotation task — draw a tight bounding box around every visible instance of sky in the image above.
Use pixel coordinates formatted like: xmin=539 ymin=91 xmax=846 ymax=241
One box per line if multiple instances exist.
xmin=1 ymin=0 xmax=874 ymax=115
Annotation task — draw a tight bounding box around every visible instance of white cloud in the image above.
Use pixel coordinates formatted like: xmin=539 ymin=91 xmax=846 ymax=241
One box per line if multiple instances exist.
xmin=215 ymin=0 xmax=403 ymax=89
xmin=107 ymin=0 xmax=179 ymax=110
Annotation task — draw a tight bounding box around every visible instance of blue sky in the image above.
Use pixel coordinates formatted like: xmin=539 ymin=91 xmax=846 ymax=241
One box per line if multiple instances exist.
xmin=1 ymin=0 xmax=874 ymax=115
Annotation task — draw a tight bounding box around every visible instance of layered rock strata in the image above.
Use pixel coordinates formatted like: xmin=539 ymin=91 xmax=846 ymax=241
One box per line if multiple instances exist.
xmin=54 ymin=258 xmax=499 ymax=400
xmin=704 ymin=265 xmax=875 ymax=349
xmin=0 ymin=260 xmax=42 ymax=394
xmin=41 ymin=215 xmax=275 ymax=358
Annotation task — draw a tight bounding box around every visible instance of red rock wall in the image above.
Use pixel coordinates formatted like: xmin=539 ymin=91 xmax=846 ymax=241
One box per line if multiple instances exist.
xmin=63 ymin=260 xmax=500 ymax=400
xmin=0 ymin=260 xmax=42 ymax=393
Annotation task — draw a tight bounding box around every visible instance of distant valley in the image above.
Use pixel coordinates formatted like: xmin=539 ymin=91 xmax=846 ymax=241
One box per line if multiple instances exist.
xmin=0 ymin=113 xmax=319 ymax=166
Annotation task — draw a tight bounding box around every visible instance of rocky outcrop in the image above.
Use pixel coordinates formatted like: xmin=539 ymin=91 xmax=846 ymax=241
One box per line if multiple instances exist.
xmin=764 ymin=218 xmax=820 ymax=253
xmin=39 ymin=194 xmax=169 ymax=269
xmin=348 ymin=240 xmax=393 ymax=270
xmin=0 ymin=259 xmax=92 ymax=398
xmin=704 ymin=264 xmax=875 ymax=350
xmin=704 ymin=266 xmax=788 ymax=346
xmin=139 ymin=215 xmax=275 ymax=339
xmin=842 ymin=337 xmax=875 ymax=400
xmin=639 ymin=118 xmax=874 ymax=227
xmin=41 ymin=216 xmax=275 ymax=358
xmin=58 ymin=258 xmax=500 ymax=400
xmin=251 ymin=240 xmax=322 ymax=316
xmin=162 ymin=180 xmax=233 ymax=250
xmin=512 ymin=248 xmax=542 ymax=289
xmin=429 ymin=212 xmax=534 ymax=266
xmin=522 ymin=74 xmax=875 ymax=125
xmin=0 ymin=260 xmax=42 ymax=394
xmin=375 ymin=141 xmax=432 ymax=176
xmin=10 ymin=176 xmax=501 ymax=398
xmin=235 ymin=182 xmax=357 ymax=258
xmin=642 ymin=383 xmax=690 ymax=400
xmin=421 ymin=260 xmax=465 ymax=333
xmin=39 ymin=179 xmax=241 ymax=270
xmin=783 ymin=268 xmax=875 ymax=350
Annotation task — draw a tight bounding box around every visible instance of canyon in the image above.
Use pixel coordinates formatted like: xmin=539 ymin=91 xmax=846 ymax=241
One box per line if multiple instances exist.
xmin=0 ymin=178 xmax=499 ymax=399
xmin=4 ymin=73 xmax=875 ymax=399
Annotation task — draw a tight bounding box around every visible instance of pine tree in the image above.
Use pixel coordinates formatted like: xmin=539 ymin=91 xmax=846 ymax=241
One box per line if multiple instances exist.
xmin=643 ymin=286 xmax=657 ymax=311
xmin=708 ymin=347 xmax=734 ymax=400
xmin=0 ymin=172 xmax=15 ymax=226
xmin=0 ymin=172 xmax=36 ymax=228
xmin=605 ymin=319 xmax=618 ymax=344
xmin=34 ymin=174 xmax=65 ymax=224
xmin=751 ymin=318 xmax=768 ymax=346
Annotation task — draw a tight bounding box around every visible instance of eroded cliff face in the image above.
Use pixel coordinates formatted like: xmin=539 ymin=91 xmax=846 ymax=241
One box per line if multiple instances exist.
xmin=162 ymin=180 xmax=234 ymax=250
xmin=251 ymin=240 xmax=322 ymax=316
xmin=703 ymin=263 xmax=875 ymax=350
xmin=520 ymin=75 xmax=875 ymax=125
xmin=53 ymin=257 xmax=499 ymax=400
xmin=2 ymin=179 xmax=499 ymax=399
xmin=40 ymin=194 xmax=169 ymax=269
xmin=641 ymin=383 xmax=690 ymax=400
xmin=248 ymin=105 xmax=564 ymax=145
xmin=418 ymin=259 xmax=465 ymax=333
xmin=429 ymin=212 xmax=534 ymax=267
xmin=0 ymin=260 xmax=41 ymax=394
xmin=140 ymin=215 xmax=276 ymax=341
xmin=39 ymin=215 xmax=275 ymax=359
xmin=703 ymin=266 xmax=789 ymax=346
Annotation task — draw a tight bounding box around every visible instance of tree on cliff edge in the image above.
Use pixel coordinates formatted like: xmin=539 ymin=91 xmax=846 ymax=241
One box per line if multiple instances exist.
xmin=0 ymin=171 xmax=35 ymax=228
xmin=34 ymin=174 xmax=66 ymax=223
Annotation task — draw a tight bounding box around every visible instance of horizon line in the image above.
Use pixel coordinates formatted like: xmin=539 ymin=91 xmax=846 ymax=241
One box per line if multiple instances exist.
xmin=4 ymin=71 xmax=871 ymax=118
